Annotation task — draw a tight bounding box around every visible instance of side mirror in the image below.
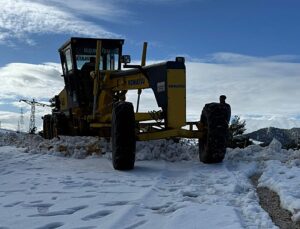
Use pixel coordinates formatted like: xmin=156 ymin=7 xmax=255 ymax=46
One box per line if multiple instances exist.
xmin=121 ymin=55 xmax=131 ymax=64
xmin=175 ymin=56 xmax=185 ymax=63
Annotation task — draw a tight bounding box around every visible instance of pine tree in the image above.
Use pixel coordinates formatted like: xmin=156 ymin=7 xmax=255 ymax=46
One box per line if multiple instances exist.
xmin=229 ymin=115 xmax=246 ymax=137
xmin=228 ymin=115 xmax=251 ymax=148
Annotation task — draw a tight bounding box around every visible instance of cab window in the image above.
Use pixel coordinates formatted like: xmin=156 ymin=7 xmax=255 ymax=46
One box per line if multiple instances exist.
xmin=102 ymin=48 xmax=119 ymax=70
xmin=75 ymin=46 xmax=120 ymax=71
xmin=65 ymin=48 xmax=73 ymax=72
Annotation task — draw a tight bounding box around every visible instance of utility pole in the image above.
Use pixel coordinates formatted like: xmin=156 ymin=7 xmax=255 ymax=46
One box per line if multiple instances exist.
xmin=20 ymin=108 xmax=24 ymax=132
xmin=19 ymin=99 xmax=51 ymax=134
xmin=29 ymin=99 xmax=36 ymax=134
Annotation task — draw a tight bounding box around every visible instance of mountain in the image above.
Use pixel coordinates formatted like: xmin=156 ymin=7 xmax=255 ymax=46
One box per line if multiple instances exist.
xmin=245 ymin=127 xmax=300 ymax=148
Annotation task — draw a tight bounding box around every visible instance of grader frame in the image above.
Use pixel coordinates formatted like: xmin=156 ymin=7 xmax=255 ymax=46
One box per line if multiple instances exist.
xmin=43 ymin=37 xmax=230 ymax=170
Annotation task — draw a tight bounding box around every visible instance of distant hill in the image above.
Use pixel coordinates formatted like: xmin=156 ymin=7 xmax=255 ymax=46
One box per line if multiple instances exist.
xmin=245 ymin=127 xmax=300 ymax=148
xmin=0 ymin=128 xmax=15 ymax=134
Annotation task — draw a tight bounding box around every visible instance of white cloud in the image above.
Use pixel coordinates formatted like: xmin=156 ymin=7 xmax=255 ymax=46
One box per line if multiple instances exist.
xmin=0 ymin=0 xmax=194 ymax=46
xmin=0 ymin=106 xmax=51 ymax=132
xmin=240 ymin=114 xmax=300 ymax=133
xmin=0 ymin=111 xmax=20 ymax=130
xmin=0 ymin=62 xmax=62 ymax=131
xmin=198 ymin=52 xmax=300 ymax=64
xmin=0 ymin=62 xmax=63 ymax=100
xmin=0 ymin=0 xmax=121 ymax=45
xmin=185 ymin=61 xmax=300 ymax=117
xmin=38 ymin=0 xmax=129 ymax=22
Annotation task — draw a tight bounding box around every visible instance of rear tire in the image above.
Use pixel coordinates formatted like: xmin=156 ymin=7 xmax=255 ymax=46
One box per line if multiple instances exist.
xmin=111 ymin=101 xmax=136 ymax=170
xmin=53 ymin=113 xmax=69 ymax=136
xmin=199 ymin=103 xmax=230 ymax=163
xmin=43 ymin=115 xmax=53 ymax=139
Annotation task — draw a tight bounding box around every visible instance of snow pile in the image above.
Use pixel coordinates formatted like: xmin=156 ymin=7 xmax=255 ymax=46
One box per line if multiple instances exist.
xmin=0 ymin=131 xmax=199 ymax=161
xmin=35 ymin=136 xmax=108 ymax=159
xmin=227 ymin=138 xmax=300 ymax=222
xmin=226 ymin=138 xmax=300 ymax=164
xmin=259 ymin=161 xmax=300 ymax=222
xmin=0 ymin=132 xmax=107 ymax=159
xmin=0 ymin=129 xmax=15 ymax=134
xmin=137 ymin=139 xmax=197 ymax=161
xmin=101 ymin=138 xmax=198 ymax=162
xmin=0 ymin=131 xmax=44 ymax=149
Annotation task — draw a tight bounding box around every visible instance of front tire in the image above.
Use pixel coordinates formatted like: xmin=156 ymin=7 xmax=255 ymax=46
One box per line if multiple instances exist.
xmin=111 ymin=101 xmax=136 ymax=170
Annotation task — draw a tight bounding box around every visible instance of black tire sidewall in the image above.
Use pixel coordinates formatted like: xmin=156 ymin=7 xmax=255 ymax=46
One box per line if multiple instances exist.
xmin=199 ymin=103 xmax=229 ymax=163
xmin=111 ymin=101 xmax=136 ymax=170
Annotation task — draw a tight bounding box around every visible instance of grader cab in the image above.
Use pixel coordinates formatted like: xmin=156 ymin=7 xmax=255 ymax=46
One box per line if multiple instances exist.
xmin=43 ymin=37 xmax=231 ymax=170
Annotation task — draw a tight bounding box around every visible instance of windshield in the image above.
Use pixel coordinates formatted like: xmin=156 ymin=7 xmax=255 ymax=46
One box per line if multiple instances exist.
xmin=75 ymin=47 xmax=120 ymax=71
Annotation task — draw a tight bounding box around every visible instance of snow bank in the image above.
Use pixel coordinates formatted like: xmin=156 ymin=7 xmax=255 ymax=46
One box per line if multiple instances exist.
xmin=0 ymin=132 xmax=199 ymax=161
xmin=227 ymin=138 xmax=300 ymax=222
xmin=0 ymin=132 xmax=105 ymax=158
xmin=0 ymin=131 xmax=44 ymax=149
xmin=259 ymin=161 xmax=300 ymax=222
xmin=226 ymin=139 xmax=300 ymax=164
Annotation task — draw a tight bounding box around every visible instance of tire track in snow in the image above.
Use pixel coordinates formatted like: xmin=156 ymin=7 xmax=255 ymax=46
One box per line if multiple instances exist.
xmin=106 ymin=161 xmax=251 ymax=228
xmin=224 ymin=161 xmax=277 ymax=229
xmin=251 ymin=174 xmax=300 ymax=229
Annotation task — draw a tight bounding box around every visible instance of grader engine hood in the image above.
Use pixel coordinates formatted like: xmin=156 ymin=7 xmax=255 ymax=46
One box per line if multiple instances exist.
xmin=110 ymin=60 xmax=186 ymax=129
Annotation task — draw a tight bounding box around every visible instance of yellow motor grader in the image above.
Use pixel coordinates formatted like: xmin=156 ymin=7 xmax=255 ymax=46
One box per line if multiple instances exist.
xmin=43 ymin=37 xmax=231 ymax=170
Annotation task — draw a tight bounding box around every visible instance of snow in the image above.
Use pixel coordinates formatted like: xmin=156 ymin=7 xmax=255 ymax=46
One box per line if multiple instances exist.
xmin=259 ymin=161 xmax=300 ymax=222
xmin=1 ymin=132 xmax=300 ymax=228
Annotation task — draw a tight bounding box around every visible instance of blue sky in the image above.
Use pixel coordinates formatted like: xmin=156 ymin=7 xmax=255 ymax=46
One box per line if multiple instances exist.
xmin=0 ymin=0 xmax=300 ymax=132
xmin=3 ymin=0 xmax=300 ymax=63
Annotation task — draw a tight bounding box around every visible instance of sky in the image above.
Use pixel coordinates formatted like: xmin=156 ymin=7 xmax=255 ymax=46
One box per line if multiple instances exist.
xmin=0 ymin=0 xmax=300 ymax=132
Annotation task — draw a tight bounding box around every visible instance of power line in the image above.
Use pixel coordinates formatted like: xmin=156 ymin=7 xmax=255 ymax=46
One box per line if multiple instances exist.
xmin=19 ymin=99 xmax=51 ymax=134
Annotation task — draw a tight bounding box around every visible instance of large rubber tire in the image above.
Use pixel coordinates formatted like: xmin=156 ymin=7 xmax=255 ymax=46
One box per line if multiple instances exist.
xmin=43 ymin=115 xmax=53 ymax=139
xmin=199 ymin=103 xmax=230 ymax=163
xmin=53 ymin=113 xmax=69 ymax=136
xmin=111 ymin=101 xmax=136 ymax=170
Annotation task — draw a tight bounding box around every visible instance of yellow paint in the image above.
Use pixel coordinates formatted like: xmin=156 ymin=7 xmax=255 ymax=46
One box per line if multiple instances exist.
xmin=111 ymin=73 xmax=149 ymax=91
xmin=167 ymin=69 xmax=186 ymax=128
xmin=90 ymin=123 xmax=111 ymax=128
xmin=135 ymin=111 xmax=162 ymax=121
xmin=58 ymin=88 xmax=68 ymax=112
xmin=92 ymin=70 xmax=150 ymax=123
xmin=137 ymin=129 xmax=202 ymax=141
